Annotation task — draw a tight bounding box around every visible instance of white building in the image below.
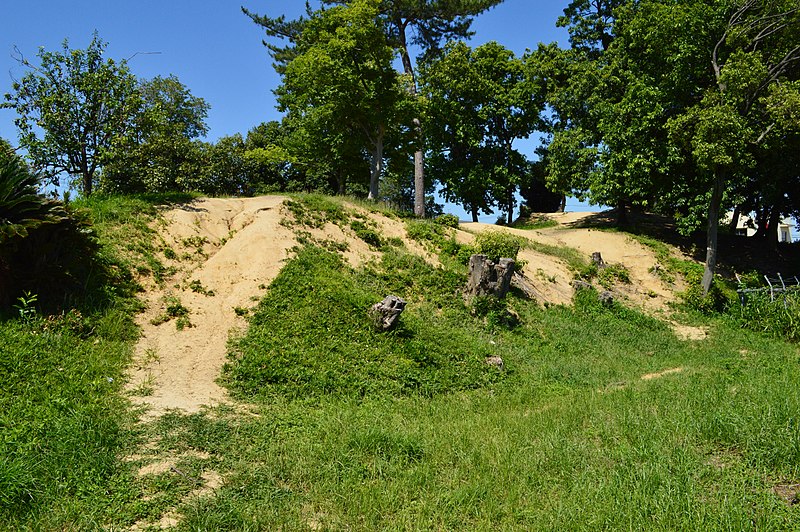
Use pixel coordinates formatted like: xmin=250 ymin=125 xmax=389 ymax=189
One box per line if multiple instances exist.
xmin=726 ymin=212 xmax=794 ymax=243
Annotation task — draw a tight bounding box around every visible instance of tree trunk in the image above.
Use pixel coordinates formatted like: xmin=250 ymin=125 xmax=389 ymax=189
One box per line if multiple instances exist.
xmin=471 ymin=206 xmax=479 ymax=223
xmin=701 ymin=172 xmax=725 ymax=295
xmin=728 ymin=205 xmax=740 ymax=233
xmin=367 ymin=130 xmax=384 ymax=201
xmin=615 ymin=198 xmax=627 ymax=226
xmin=766 ymin=206 xmax=780 ymax=251
xmin=754 ymin=207 xmax=768 ymax=238
xmin=399 ymin=24 xmax=425 ymax=218
xmin=506 ymin=192 xmax=514 ymax=225
xmin=414 ymin=140 xmax=425 ymax=217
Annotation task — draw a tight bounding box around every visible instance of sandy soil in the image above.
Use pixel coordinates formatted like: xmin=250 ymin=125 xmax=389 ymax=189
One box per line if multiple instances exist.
xmin=127 ymin=200 xmax=701 ymax=420
xmin=461 ymin=215 xmax=683 ymax=312
xmin=126 ymin=196 xmax=296 ymax=418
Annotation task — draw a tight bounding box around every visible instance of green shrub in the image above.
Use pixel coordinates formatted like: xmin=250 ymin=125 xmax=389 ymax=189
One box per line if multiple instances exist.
xmin=682 ymin=269 xmax=738 ymax=314
xmin=473 ymin=231 xmax=527 ymax=262
xmin=434 ymin=213 xmax=460 ymax=228
xmin=0 ymin=153 xmax=110 ymax=314
xmin=405 ymin=219 xmax=448 ymax=246
xmin=350 ymin=220 xmax=383 ymax=249
xmin=730 ymin=290 xmax=800 ymax=341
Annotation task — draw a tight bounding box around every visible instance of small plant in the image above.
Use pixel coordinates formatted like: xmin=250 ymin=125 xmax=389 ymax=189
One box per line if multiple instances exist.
xmin=473 ymin=231 xmax=526 ymax=262
xmin=597 ymin=263 xmax=631 ymax=289
xmin=350 ymin=220 xmax=383 ymax=249
xmin=188 ymin=279 xmax=215 ymax=296
xmin=151 ymin=295 xmax=191 ymax=328
xmin=233 ymin=306 xmax=249 ymax=317
xmin=182 ymin=235 xmax=208 ymax=254
xmin=470 ymin=295 xmax=518 ymax=331
xmin=162 ymin=246 xmax=177 ymax=260
xmin=13 ymin=291 xmax=38 ymax=322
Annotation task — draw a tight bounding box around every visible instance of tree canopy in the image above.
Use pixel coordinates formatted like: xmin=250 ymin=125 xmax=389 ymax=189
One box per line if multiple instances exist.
xmin=3 ymin=35 xmax=139 ymax=196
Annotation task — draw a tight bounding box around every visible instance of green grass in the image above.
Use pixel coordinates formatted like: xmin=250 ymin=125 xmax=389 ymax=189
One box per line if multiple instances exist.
xmin=175 ymin=286 xmax=800 ymax=530
xmin=4 ymin=193 xmax=800 ymax=530
xmin=223 ymin=246 xmax=501 ymax=400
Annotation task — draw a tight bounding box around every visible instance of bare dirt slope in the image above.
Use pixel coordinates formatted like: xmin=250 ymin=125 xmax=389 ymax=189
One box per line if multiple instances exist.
xmin=461 ymin=213 xmax=686 ymax=313
xmin=127 ymin=198 xmax=697 ymax=419
xmin=126 ymin=196 xmax=296 ymax=418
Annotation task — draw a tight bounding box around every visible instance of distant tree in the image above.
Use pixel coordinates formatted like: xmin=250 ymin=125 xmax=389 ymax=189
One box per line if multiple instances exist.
xmin=245 ymin=0 xmax=503 ymax=216
xmin=102 ymin=75 xmax=210 ymax=193
xmin=422 ymin=41 xmax=542 ymax=223
xmin=274 ymin=0 xmax=411 ymax=200
xmin=2 ymin=35 xmax=139 ymax=196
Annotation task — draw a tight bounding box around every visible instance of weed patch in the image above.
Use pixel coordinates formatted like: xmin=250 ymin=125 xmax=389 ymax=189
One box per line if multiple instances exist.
xmin=224 ymin=246 xmax=501 ymax=399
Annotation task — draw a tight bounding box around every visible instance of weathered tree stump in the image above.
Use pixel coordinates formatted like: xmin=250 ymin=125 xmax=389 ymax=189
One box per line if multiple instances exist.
xmin=466 ymin=254 xmax=515 ymax=299
xmin=369 ymin=295 xmax=406 ymax=331
xmin=591 ymin=251 xmax=606 ymax=268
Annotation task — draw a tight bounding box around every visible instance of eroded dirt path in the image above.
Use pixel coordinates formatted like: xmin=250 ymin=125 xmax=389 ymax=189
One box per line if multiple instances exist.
xmin=126 ymin=196 xmax=296 ymax=418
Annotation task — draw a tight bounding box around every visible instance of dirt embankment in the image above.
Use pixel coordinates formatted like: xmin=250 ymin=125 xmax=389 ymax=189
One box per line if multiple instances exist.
xmin=126 ymin=198 xmax=697 ymax=419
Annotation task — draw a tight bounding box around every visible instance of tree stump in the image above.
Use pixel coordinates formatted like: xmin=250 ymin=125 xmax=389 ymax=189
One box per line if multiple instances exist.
xmin=369 ymin=295 xmax=406 ymax=331
xmin=591 ymin=251 xmax=606 ymax=268
xmin=465 ymin=254 xmax=515 ymax=299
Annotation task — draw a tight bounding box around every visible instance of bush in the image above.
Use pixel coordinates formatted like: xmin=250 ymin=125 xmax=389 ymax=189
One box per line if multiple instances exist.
xmin=434 ymin=213 xmax=460 ymax=228
xmin=681 ymin=269 xmax=738 ymax=314
xmin=473 ymin=231 xmax=527 ymax=262
xmin=350 ymin=220 xmax=383 ymax=249
xmin=730 ymin=290 xmax=800 ymax=341
xmin=0 ymin=151 xmax=106 ymax=314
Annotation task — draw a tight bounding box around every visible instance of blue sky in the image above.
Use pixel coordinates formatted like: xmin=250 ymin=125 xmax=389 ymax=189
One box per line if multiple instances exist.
xmin=0 ymin=1 xmax=569 ymax=143
xmin=1 ymin=1 xmax=601 ymax=218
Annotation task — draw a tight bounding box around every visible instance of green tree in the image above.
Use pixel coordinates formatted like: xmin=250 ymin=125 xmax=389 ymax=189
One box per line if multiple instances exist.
xmin=102 ymin=75 xmax=210 ymax=193
xmin=2 ymin=35 xmax=139 ymax=196
xmin=245 ymin=0 xmax=503 ymax=216
xmin=274 ymin=0 xmax=410 ymax=201
xmin=422 ymin=41 xmax=542 ymax=223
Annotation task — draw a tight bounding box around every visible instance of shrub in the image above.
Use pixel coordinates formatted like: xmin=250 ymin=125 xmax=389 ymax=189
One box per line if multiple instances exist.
xmin=0 ymin=150 xmax=104 ymax=314
xmin=350 ymin=220 xmax=383 ymax=249
xmin=473 ymin=231 xmax=527 ymax=262
xmin=434 ymin=213 xmax=460 ymax=228
xmin=681 ymin=269 xmax=738 ymax=314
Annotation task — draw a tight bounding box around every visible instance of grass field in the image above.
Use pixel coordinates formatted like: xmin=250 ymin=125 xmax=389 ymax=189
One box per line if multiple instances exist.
xmin=2 ymin=194 xmax=799 ymax=530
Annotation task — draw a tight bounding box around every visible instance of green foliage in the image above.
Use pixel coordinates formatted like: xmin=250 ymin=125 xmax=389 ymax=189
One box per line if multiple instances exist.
xmin=730 ymin=291 xmax=800 ymax=342
xmin=101 ymin=75 xmax=210 ymax=194
xmin=224 ymin=246 xmax=499 ymax=399
xmin=597 ymin=263 xmax=631 ymax=289
xmin=12 ymin=292 xmax=38 ymax=322
xmin=283 ymin=194 xmax=349 ymax=228
xmin=472 ymin=230 xmax=526 ymax=262
xmin=682 ymin=269 xmax=738 ymax=314
xmin=349 ymin=220 xmax=384 ymax=249
xmin=405 ymin=219 xmax=449 ymax=246
xmin=422 ymin=41 xmax=540 ymax=223
xmin=434 ymin=213 xmax=460 ymax=228
xmin=2 ymin=34 xmax=139 ymax=196
xmin=0 ymin=150 xmax=120 ymax=314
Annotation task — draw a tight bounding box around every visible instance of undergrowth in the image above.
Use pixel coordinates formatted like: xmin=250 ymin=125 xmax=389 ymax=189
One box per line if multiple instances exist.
xmin=224 ymin=246 xmax=502 ymax=399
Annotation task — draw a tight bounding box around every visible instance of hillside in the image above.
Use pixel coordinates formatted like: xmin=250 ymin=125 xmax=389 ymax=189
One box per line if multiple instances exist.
xmin=126 ymin=196 xmax=700 ymax=419
xmin=4 ymin=194 xmax=800 ymax=531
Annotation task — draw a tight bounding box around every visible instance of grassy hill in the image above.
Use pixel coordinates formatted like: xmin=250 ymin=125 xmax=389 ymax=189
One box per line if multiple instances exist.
xmin=2 ymin=194 xmax=800 ymax=530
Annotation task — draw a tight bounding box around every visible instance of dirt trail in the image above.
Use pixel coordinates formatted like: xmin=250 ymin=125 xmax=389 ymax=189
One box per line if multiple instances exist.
xmin=126 ymin=196 xmax=296 ymax=418
xmin=461 ymin=216 xmax=682 ymax=312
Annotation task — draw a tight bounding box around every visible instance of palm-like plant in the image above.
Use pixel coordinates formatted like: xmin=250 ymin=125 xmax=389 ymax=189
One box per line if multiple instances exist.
xmin=0 ymin=147 xmax=68 ymax=243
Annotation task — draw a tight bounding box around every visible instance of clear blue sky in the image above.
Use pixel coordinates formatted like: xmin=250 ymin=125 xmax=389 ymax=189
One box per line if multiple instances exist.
xmin=1 ymin=1 xmax=597 ymax=218
xmin=1 ymin=0 xmax=569 ymax=143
